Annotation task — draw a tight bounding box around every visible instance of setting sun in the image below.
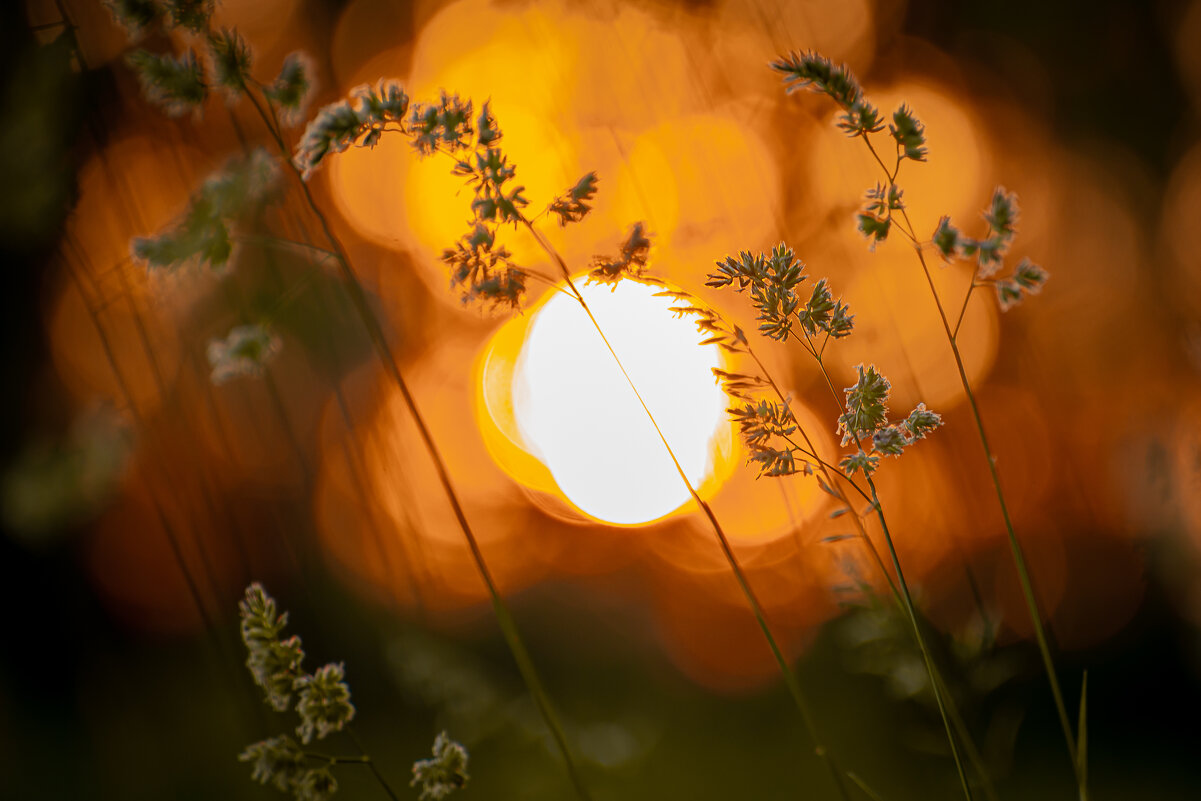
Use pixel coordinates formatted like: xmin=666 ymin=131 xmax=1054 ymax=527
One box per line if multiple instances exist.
xmin=511 ymin=278 xmax=729 ymax=525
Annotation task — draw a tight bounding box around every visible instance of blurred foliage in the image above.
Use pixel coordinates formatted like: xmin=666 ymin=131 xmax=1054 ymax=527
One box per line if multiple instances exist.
xmin=1 ymin=404 xmax=130 ymax=543
xmin=0 ymin=25 xmax=79 ymax=248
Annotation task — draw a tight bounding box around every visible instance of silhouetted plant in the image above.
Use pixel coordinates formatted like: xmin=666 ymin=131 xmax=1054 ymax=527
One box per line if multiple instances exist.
xmin=411 ymin=732 xmax=470 ymax=801
xmin=102 ymin=3 xmax=592 ymax=798
xmin=770 ymin=48 xmax=1083 ymax=801
xmin=238 ymin=583 xmax=466 ymax=801
xmin=700 ymin=241 xmax=990 ymax=799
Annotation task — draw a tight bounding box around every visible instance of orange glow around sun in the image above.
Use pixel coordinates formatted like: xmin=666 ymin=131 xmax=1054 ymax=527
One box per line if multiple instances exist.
xmin=485 ymin=277 xmax=733 ymax=526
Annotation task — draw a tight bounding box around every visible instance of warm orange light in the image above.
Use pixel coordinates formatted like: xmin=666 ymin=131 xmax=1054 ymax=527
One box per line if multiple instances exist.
xmin=711 ymin=0 xmax=877 ymax=102
xmin=475 ymin=311 xmax=560 ymax=497
xmin=809 ymin=80 xmax=989 ymax=228
xmin=1174 ymin=394 xmax=1201 ymax=558
xmin=326 ymin=0 xmax=580 ymax=308
xmin=85 ymin=455 xmax=244 ymax=635
xmin=49 ymin=136 xmax=207 ymax=413
xmin=609 ymin=113 xmax=781 ymax=282
xmin=1161 ymin=139 xmax=1201 ymax=313
xmin=835 ymin=248 xmax=1000 ymax=410
xmin=212 ymin=0 xmax=308 ymax=66
xmin=701 ymin=394 xmax=835 ymax=546
xmin=480 ymin=277 xmax=734 ymax=526
xmin=326 ymin=0 xmax=789 ymax=319
xmin=316 ymin=341 xmax=556 ymax=610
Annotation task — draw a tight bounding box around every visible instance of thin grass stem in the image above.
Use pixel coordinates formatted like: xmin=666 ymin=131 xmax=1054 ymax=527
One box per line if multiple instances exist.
xmin=80 ymin=98 xmax=263 ymax=632
xmin=847 ymin=772 xmax=887 ymax=801
xmin=61 ymin=251 xmax=223 ymax=648
xmin=951 ymin=281 xmax=977 ymax=341
xmin=745 ymin=351 xmax=899 ymax=605
xmin=223 ymin=113 xmax=430 ymax=612
xmin=346 ymin=729 xmax=403 ymax=801
xmin=848 ymin=114 xmax=1081 ymax=793
xmin=233 ymin=233 xmax=339 ymax=261
xmin=303 ymin=752 xmax=370 ymax=764
xmin=869 ymin=488 xmax=975 ymax=800
xmin=895 ymin=207 xmax=1081 ymax=793
xmin=802 ymin=334 xmax=990 ymax=801
xmin=242 ymin=85 xmax=592 ymax=800
xmin=520 ymin=217 xmax=852 ymax=801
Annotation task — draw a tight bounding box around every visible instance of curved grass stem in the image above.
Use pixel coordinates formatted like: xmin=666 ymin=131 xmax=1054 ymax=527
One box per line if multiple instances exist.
xmin=868 ymin=489 xmax=975 ymax=801
xmin=346 ymin=729 xmax=402 ymax=801
xmin=893 ymin=204 xmax=1083 ymax=798
xmin=805 ymin=349 xmax=995 ymax=801
xmin=61 ymin=251 xmax=232 ymax=669
xmin=243 ymin=86 xmax=592 ymax=801
xmin=852 ymin=118 xmax=1081 ymax=794
xmin=522 ymin=218 xmax=852 ymax=801
xmin=745 ymin=350 xmax=897 ymax=601
xmin=750 ymin=332 xmax=983 ymax=801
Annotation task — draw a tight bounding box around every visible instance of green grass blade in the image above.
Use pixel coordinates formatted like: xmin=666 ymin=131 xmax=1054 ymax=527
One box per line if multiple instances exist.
xmin=1077 ymin=671 xmax=1089 ymax=800
xmin=847 ymin=771 xmax=887 ymax=801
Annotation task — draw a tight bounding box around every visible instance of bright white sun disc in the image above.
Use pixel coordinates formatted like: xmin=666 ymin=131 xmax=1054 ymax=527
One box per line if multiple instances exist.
xmin=512 ymin=278 xmax=728 ymax=525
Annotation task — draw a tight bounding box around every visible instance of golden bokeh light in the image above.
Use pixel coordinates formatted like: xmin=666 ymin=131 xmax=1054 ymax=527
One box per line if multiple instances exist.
xmin=329 ymin=0 xmax=414 ymax=89
xmin=977 ymin=98 xmax=1061 ymax=254
xmin=698 ymin=394 xmax=834 ymax=548
xmin=48 ymin=272 xmax=182 ymax=415
xmin=711 ymin=0 xmax=877 ymax=100
xmin=62 ymin=135 xmax=203 ymax=291
xmin=326 ymin=131 xmax=410 ymax=250
xmin=648 ymin=533 xmax=839 ymax=689
xmin=835 ymin=248 xmax=1000 ymax=410
xmin=400 ymin=104 xmax=573 ymax=263
xmin=317 ymin=346 xmax=557 ymax=610
xmin=552 ymin=2 xmax=704 ymax=129
xmin=211 ymin=0 xmax=311 ymax=67
xmin=609 ymin=113 xmax=781 ymax=281
xmin=327 ymin=0 xmax=584 ymax=308
xmin=325 ymin=0 xmax=786 ymax=322
xmin=1161 ymin=139 xmax=1201 ymax=314
xmin=475 ymin=311 xmax=561 ymax=498
xmin=48 ymin=135 xmax=212 ymax=413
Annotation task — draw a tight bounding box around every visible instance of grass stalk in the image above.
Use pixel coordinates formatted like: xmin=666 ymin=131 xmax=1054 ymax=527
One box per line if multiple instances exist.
xmin=856 ymin=129 xmax=1082 ymax=797
xmin=61 ymin=248 xmax=229 ymax=660
xmin=804 ymin=344 xmax=994 ymax=801
xmin=55 ymin=13 xmax=282 ymax=623
xmin=520 ymin=217 xmax=852 ymax=801
xmin=222 ymin=120 xmax=429 ymax=610
xmin=868 ymin=487 xmax=975 ymax=800
xmin=346 ymin=728 xmax=403 ymax=801
xmin=84 ymin=125 xmax=253 ymax=617
xmin=902 ymin=207 xmax=1080 ymax=787
xmin=753 ymin=339 xmax=981 ymax=801
xmin=68 ymin=257 xmax=271 ymax=730
xmin=240 ymin=86 xmax=592 ymax=800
